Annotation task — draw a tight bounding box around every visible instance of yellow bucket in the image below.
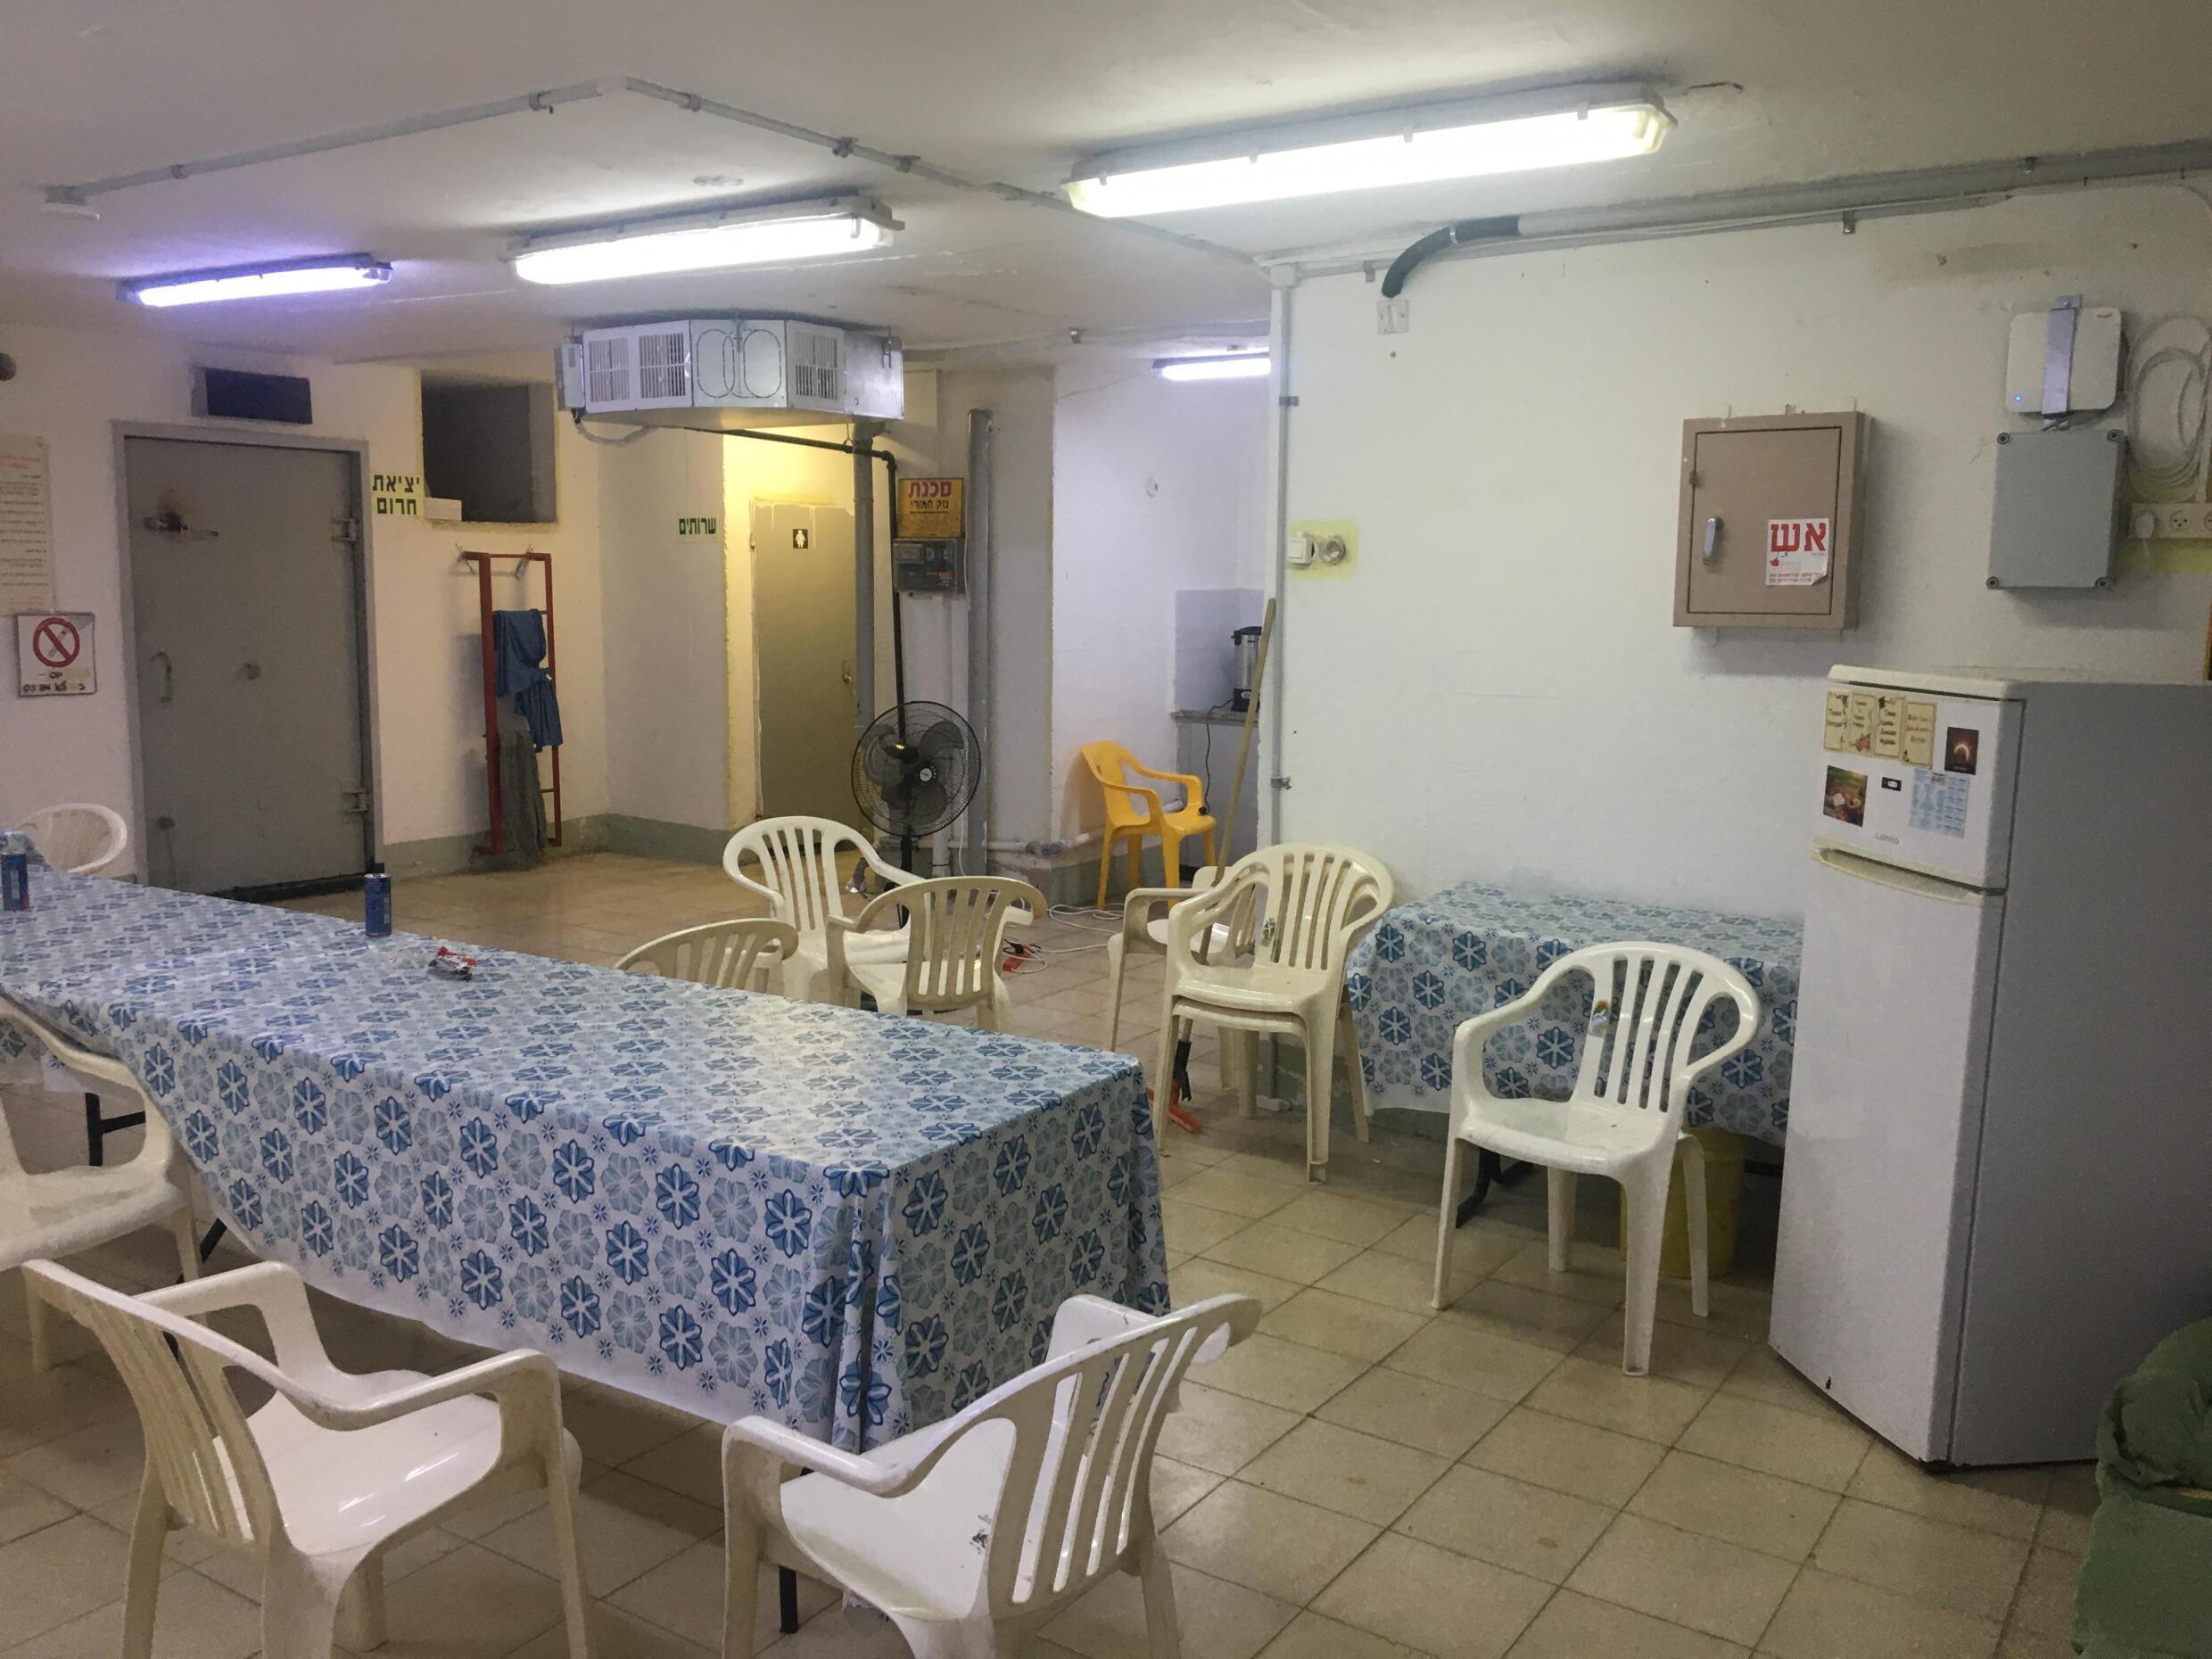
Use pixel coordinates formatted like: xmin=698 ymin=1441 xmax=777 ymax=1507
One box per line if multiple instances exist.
xmin=1619 ymin=1126 xmax=1746 ymax=1281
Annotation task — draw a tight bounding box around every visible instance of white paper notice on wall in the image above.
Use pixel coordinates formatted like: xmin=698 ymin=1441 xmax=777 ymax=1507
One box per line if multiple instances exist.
xmin=1765 ymin=517 xmax=1832 ymax=586
xmin=0 ymin=435 xmax=57 ymax=615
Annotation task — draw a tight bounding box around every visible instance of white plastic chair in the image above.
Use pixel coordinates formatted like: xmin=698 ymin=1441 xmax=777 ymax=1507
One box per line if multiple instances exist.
xmin=1430 ymin=943 xmax=1761 ymax=1376
xmin=25 ymin=1258 xmax=591 ymax=1659
xmin=833 ymin=876 xmax=1044 ymax=1030
xmin=1157 ymin=845 xmax=1392 ymax=1181
xmin=722 ymin=816 xmax=919 ymax=1002
xmin=1105 ymin=867 xmax=1264 ymax=1098
xmin=0 ymin=1000 xmax=199 ymax=1367
xmin=13 ymin=806 xmax=136 ymax=1161
xmin=21 ymin=801 xmax=130 ymax=876
xmin=615 ymin=916 xmax=799 ymax=993
xmin=721 ymin=1292 xmax=1259 ymax=1659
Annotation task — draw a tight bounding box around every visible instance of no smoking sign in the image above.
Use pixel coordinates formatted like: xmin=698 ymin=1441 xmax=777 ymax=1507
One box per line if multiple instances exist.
xmin=15 ymin=611 xmax=95 ymax=697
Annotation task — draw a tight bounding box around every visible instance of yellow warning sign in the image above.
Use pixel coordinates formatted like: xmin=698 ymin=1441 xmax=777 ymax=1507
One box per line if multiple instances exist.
xmin=896 ymin=477 xmax=963 ymax=540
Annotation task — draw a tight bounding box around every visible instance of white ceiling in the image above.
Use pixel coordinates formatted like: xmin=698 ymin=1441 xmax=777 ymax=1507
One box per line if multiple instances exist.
xmin=5 ymin=0 xmax=2212 ymax=366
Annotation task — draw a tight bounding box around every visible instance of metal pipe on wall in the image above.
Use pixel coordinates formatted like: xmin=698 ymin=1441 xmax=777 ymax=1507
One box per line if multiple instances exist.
xmin=1263 ymin=283 xmax=1295 ymax=847
xmin=1262 ymin=137 xmax=2212 ymax=282
xmin=964 ymin=409 xmax=995 ymax=874
xmin=851 ymin=423 xmax=879 ymax=731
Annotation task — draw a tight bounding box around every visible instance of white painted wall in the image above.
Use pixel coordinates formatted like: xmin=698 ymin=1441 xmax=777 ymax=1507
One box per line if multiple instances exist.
xmin=1274 ymin=186 xmax=2212 ymax=920
xmin=0 ymin=322 xmax=610 ymax=867
xmin=1050 ymin=368 xmax=1267 ymax=838
xmin=596 ymin=427 xmax=730 ymax=832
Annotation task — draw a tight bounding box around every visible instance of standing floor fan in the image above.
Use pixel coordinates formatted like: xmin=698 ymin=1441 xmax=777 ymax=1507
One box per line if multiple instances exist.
xmin=852 ymin=701 xmax=978 ymax=872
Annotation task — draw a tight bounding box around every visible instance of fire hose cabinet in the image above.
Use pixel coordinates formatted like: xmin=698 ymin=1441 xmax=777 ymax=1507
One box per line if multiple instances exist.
xmin=1675 ymin=411 xmax=1868 ymax=628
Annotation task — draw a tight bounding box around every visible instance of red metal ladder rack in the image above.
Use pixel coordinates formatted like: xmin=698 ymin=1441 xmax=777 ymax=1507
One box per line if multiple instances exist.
xmin=462 ymin=549 xmax=563 ymax=856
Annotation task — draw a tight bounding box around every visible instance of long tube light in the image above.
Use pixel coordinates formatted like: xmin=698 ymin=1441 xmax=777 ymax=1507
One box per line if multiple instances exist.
xmin=513 ymin=195 xmax=899 ymax=285
xmin=1155 ymin=353 xmax=1271 ymax=382
xmin=120 ymin=255 xmax=392 ymax=307
xmin=1069 ymin=83 xmax=1671 ymax=218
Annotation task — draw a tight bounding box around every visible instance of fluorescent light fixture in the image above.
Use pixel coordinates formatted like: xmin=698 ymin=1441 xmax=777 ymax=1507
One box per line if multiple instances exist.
xmin=1069 ymin=83 xmax=1670 ymax=217
xmin=1155 ymin=353 xmax=1271 ymax=382
xmin=120 ymin=255 xmax=392 ymax=307
xmin=512 ymin=195 xmax=899 ymax=285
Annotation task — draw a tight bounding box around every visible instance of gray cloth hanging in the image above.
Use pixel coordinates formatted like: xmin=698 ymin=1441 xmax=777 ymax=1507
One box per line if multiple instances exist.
xmin=497 ymin=728 xmax=548 ymax=863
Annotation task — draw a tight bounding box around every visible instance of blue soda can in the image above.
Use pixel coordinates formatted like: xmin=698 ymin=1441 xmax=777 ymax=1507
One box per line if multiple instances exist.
xmin=1 ymin=844 xmax=29 ymax=912
xmin=363 ymin=863 xmax=392 ymax=937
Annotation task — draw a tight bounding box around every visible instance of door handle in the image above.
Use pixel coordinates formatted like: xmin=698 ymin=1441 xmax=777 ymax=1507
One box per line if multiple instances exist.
xmin=1703 ymin=516 xmax=1722 ymax=564
xmin=840 ymin=660 xmax=854 ymax=687
xmin=151 ymin=651 xmax=174 ymax=705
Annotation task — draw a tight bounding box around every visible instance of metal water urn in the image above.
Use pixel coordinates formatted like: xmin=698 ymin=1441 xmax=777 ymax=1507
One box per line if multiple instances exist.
xmin=1230 ymin=625 xmax=1263 ymax=712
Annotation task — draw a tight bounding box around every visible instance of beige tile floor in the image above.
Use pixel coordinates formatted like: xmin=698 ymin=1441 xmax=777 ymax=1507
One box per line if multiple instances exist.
xmin=0 ymin=854 xmax=2094 ymax=1659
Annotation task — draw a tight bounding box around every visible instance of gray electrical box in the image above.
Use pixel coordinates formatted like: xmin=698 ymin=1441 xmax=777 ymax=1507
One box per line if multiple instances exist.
xmin=1987 ymin=425 xmax=2125 ymax=590
xmin=892 ymin=538 xmax=964 ymax=594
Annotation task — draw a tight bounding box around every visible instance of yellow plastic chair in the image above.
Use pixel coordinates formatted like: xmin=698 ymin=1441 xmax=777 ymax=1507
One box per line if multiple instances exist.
xmin=1081 ymin=740 xmax=1217 ymax=907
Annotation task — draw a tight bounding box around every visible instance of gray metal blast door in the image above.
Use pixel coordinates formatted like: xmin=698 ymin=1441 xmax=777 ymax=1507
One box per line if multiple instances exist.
xmin=126 ymin=438 xmax=372 ymax=893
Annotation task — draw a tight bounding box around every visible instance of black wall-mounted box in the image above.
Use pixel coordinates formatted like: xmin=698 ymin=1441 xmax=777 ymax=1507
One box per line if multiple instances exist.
xmin=194 ymin=367 xmax=313 ymax=425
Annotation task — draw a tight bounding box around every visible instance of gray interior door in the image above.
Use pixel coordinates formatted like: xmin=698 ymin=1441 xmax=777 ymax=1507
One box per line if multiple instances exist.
xmin=752 ymin=502 xmax=858 ymax=823
xmin=127 ymin=437 xmax=371 ymax=893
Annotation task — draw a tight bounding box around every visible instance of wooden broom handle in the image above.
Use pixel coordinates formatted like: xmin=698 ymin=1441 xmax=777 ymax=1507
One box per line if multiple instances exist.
xmin=1215 ymin=597 xmax=1275 ymax=865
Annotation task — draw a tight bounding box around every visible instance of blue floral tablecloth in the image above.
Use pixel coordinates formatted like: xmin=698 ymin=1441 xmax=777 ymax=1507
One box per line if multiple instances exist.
xmin=1345 ymin=882 xmax=1800 ymax=1147
xmin=0 ymin=851 xmax=1167 ymax=1449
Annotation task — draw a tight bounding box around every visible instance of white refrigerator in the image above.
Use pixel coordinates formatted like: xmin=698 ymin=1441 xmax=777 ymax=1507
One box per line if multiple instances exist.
xmin=1771 ymin=667 xmax=2212 ymax=1466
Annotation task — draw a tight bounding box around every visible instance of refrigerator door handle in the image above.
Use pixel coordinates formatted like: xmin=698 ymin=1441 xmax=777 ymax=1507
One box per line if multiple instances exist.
xmin=1810 ymin=845 xmax=2002 ymax=906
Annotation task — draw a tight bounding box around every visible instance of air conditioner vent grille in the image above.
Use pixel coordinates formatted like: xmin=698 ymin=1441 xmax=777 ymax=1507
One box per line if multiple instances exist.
xmin=790 ymin=329 xmax=843 ymax=404
xmin=635 ymin=327 xmax=691 ymax=402
xmin=586 ymin=334 xmax=632 ymax=405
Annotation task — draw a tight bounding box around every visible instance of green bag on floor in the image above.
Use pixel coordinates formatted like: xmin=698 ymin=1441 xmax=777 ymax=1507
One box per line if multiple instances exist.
xmin=2075 ymin=1320 xmax=2212 ymax=1658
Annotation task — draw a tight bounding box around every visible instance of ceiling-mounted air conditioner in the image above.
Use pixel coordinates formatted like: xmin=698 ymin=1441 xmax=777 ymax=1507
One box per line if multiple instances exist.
xmin=556 ymin=318 xmax=903 ymax=425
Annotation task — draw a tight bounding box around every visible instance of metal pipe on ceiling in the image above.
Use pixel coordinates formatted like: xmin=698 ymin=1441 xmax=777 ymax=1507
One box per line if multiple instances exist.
xmin=43 ymin=81 xmax=612 ymax=205
xmin=1264 ymin=136 xmax=2212 ymax=282
xmin=42 ymin=73 xmax=1253 ymax=271
xmin=615 ymin=77 xmax=1251 ymax=267
xmin=901 ymin=318 xmax=1269 ymax=367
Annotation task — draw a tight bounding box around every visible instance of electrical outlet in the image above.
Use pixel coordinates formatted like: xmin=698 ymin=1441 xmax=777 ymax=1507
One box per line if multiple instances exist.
xmin=2132 ymin=502 xmax=2212 ymax=538
xmin=1377 ymin=295 xmax=1408 ymax=334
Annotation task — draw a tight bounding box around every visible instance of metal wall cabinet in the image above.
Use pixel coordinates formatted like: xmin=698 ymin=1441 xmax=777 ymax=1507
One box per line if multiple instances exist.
xmin=1675 ymin=411 xmax=1868 ymax=628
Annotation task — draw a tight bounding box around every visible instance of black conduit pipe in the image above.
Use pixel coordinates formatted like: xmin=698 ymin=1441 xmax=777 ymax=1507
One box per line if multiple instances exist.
xmin=1379 ymin=214 xmax=1522 ymax=299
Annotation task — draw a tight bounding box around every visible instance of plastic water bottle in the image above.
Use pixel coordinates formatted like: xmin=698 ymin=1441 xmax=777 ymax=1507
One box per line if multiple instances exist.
xmin=362 ymin=863 xmax=392 ymax=937
xmin=1 ymin=832 xmax=29 ymax=912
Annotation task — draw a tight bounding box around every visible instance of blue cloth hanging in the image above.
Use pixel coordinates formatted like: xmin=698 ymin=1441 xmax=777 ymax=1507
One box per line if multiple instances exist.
xmin=491 ymin=608 xmax=563 ymax=750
